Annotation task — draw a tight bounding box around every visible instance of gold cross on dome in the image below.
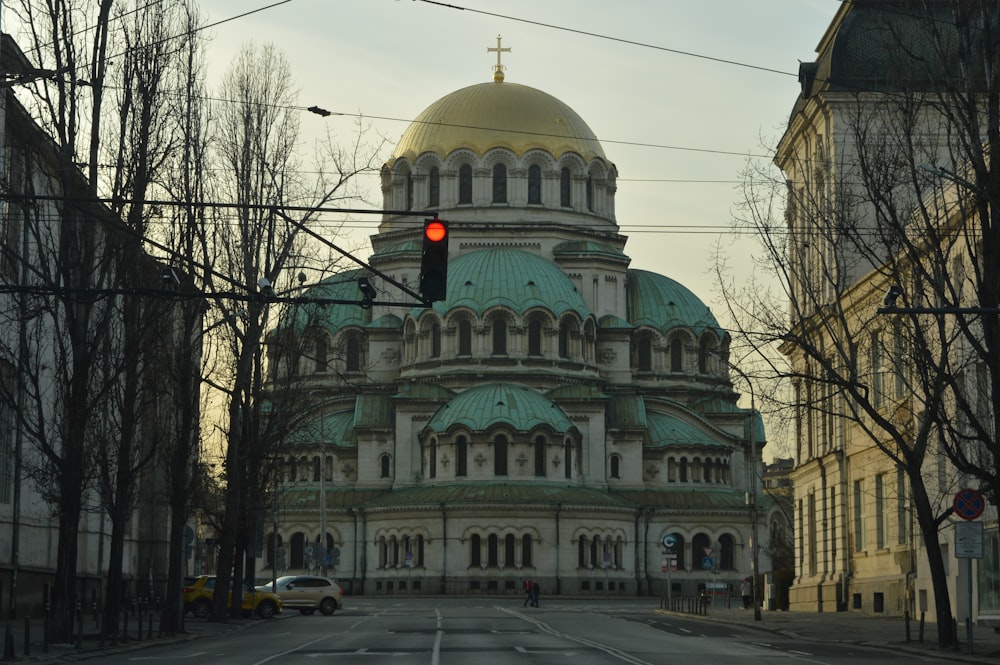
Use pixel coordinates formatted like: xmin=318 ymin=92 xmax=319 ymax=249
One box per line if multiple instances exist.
xmin=488 ymin=34 xmax=511 ymax=82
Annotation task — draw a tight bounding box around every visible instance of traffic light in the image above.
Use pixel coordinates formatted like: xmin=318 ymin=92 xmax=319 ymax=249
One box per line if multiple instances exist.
xmin=420 ymin=218 xmax=449 ymax=302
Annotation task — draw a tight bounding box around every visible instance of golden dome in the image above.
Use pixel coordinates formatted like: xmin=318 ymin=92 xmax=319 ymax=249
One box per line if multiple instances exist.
xmin=392 ymin=81 xmax=606 ymax=162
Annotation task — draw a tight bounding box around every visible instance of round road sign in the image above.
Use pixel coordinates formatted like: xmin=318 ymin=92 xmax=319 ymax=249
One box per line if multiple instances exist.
xmin=661 ymin=534 xmax=677 ymax=549
xmin=953 ymin=488 xmax=985 ymax=521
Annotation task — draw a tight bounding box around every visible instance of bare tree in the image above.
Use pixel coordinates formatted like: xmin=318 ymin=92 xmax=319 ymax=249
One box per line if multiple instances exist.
xmin=205 ymin=42 xmax=384 ymax=620
xmin=719 ymin=1 xmax=1000 ymax=647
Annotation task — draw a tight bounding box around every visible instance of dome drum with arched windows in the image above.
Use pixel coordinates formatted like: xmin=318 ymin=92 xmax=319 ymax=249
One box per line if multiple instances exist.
xmin=262 ymin=55 xmax=776 ymax=599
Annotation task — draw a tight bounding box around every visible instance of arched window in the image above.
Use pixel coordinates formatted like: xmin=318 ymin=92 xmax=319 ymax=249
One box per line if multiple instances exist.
xmin=487 ymin=534 xmax=499 ymax=567
xmin=470 ymin=534 xmax=481 ymax=567
xmin=560 ymin=167 xmax=571 ymax=207
xmin=430 ymin=323 xmax=441 ymax=358
xmin=428 ymin=166 xmax=440 ymax=208
xmin=692 ymin=533 xmax=711 ymax=570
xmin=680 ymin=457 xmax=688 ymax=482
xmin=534 ymin=436 xmax=546 ymax=477
xmin=495 ymin=435 xmax=508 ymax=476
xmin=314 ymin=335 xmax=328 ymax=373
xmin=578 ymin=536 xmax=587 ymax=567
xmin=528 ymin=164 xmax=542 ymax=204
xmin=586 ymin=174 xmax=593 ymax=211
xmin=417 ymin=535 xmax=425 ymax=567
xmin=719 ymin=534 xmax=735 ymax=570
xmin=459 ymin=164 xmax=473 ymax=204
xmin=458 ymin=320 xmax=472 ymax=356
xmin=670 ymin=338 xmax=683 ymax=372
xmin=346 ymin=336 xmax=361 ymax=372
xmin=558 ymin=321 xmax=570 ymax=359
xmin=456 ymin=436 xmax=468 ymax=477
xmin=492 ymin=163 xmax=507 ymax=203
xmin=637 ymin=337 xmax=652 ymax=371
xmin=610 ymin=454 xmax=621 ymax=479
xmin=670 ymin=532 xmax=686 ymax=570
xmin=428 ymin=441 xmax=436 ymax=478
xmin=492 ymin=319 xmax=507 ymax=355
xmin=405 ymin=172 xmax=413 ymax=210
xmin=528 ymin=320 xmax=542 ymax=356
xmin=703 ymin=458 xmax=713 ymax=482
xmin=564 ymin=442 xmax=572 ymax=479
xmin=290 ymin=532 xmax=306 ymax=569
xmin=380 ymin=454 xmax=391 ymax=478
xmin=698 ymin=338 xmax=712 ymax=374
xmin=504 ymin=534 xmax=516 ymax=566
xmin=313 ymin=456 xmax=321 ymax=481
xmin=288 ymin=457 xmax=297 ymax=482
xmin=522 ymin=535 xmax=533 ymax=567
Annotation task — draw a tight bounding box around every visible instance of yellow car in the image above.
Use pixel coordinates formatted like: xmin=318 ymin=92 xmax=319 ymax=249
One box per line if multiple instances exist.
xmin=183 ymin=575 xmax=282 ymax=619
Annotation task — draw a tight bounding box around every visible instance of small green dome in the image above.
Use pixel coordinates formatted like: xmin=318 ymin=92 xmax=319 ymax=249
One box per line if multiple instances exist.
xmin=426 ymin=383 xmax=575 ymax=434
xmin=426 ymin=248 xmax=591 ymax=318
xmin=626 ymin=269 xmax=721 ymax=335
xmin=276 ymin=269 xmax=369 ymax=337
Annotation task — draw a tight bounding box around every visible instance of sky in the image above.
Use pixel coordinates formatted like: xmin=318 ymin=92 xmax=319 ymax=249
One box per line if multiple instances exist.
xmin=192 ymin=0 xmax=835 ymax=309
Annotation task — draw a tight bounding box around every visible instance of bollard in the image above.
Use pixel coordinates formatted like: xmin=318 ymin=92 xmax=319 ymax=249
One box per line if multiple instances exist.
xmin=919 ymin=611 xmax=925 ymax=643
xmin=75 ymin=598 xmax=83 ymax=649
xmin=42 ymin=585 xmax=49 ymax=653
xmin=904 ymin=610 xmax=911 ymax=642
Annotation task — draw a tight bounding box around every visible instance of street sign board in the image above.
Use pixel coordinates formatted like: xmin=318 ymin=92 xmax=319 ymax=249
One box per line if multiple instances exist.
xmin=701 ymin=557 xmax=714 ymax=570
xmin=954 ymin=488 xmax=985 ymax=520
xmin=955 ymin=521 xmax=984 ymax=558
xmin=661 ymin=534 xmax=677 ymax=553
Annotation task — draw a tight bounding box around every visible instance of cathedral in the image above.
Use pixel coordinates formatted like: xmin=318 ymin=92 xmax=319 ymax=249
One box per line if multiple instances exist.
xmin=262 ymin=47 xmax=773 ymax=599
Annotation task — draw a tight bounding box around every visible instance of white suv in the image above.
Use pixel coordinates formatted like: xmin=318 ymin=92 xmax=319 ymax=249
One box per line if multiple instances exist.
xmin=257 ymin=575 xmax=344 ymax=615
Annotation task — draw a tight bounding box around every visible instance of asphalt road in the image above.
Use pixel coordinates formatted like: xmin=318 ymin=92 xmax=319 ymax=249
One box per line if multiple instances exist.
xmin=92 ymin=598 xmax=953 ymax=665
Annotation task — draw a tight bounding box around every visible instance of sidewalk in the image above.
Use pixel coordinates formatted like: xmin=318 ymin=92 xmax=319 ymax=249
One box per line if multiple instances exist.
xmin=660 ymin=605 xmax=1000 ymax=663
xmin=0 ymin=614 xmax=270 ymax=663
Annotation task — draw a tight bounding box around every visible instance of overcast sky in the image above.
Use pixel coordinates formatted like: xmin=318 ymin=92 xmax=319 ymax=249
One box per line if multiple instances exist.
xmin=192 ymin=0 xmax=834 ymax=314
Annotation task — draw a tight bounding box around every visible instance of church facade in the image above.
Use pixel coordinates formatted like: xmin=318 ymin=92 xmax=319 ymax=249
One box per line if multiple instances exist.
xmin=261 ymin=56 xmax=775 ymax=599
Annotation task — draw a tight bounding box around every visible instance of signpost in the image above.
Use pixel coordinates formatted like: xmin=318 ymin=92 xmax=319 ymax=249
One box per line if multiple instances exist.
xmin=661 ymin=533 xmax=678 ymax=603
xmin=954 ymin=488 xmax=984 ymax=655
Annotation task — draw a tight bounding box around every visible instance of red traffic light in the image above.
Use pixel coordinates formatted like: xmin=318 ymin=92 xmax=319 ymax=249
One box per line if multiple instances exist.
xmin=425 ymin=219 xmax=447 ymax=243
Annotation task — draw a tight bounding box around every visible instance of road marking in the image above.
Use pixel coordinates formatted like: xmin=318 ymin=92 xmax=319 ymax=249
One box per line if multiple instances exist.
xmin=431 ymin=607 xmax=443 ymax=665
xmin=131 ymin=652 xmax=206 ymax=660
xmin=503 ymin=608 xmax=653 ymax=665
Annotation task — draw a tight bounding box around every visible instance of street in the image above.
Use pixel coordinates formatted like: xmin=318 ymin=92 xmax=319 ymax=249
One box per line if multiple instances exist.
xmin=87 ymin=598 xmax=954 ymax=665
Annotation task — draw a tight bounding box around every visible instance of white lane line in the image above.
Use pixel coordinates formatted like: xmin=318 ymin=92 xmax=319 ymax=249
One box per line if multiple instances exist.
xmin=431 ymin=607 xmax=443 ymax=665
xmin=502 ymin=607 xmax=653 ymax=665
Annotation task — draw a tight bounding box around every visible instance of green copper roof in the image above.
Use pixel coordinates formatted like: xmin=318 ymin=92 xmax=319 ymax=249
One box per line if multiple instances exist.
xmin=367 ymin=314 xmax=402 ymax=330
xmin=426 ymin=383 xmax=575 ymax=434
xmin=645 ymin=411 xmax=730 ymax=450
xmin=612 ymin=488 xmax=751 ymax=511
xmin=284 ymin=410 xmax=356 ymax=448
xmin=362 ymin=483 xmax=633 ymax=510
xmin=395 ymin=382 xmax=455 ymax=400
xmin=553 ymin=240 xmax=628 ymax=261
xmin=607 ymin=395 xmax=647 ymax=429
xmin=598 ymin=314 xmax=633 ymax=330
xmin=545 ymin=383 xmax=607 ymax=400
xmin=275 ymin=269 xmax=369 ymax=337
xmin=423 ymin=248 xmax=591 ymax=318
xmin=354 ymin=394 xmax=394 ymax=429
xmin=626 ymin=269 xmax=721 ymax=335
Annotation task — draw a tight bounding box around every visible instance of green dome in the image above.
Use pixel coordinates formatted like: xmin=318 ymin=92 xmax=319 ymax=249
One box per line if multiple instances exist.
xmin=426 ymin=383 xmax=575 ymax=434
xmin=626 ymin=269 xmax=721 ymax=335
xmin=284 ymin=410 xmax=356 ymax=448
xmin=426 ymin=248 xmax=591 ymax=318
xmin=276 ymin=269 xmax=369 ymax=337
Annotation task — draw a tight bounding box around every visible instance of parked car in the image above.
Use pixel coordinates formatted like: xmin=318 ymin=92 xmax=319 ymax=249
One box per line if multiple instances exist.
xmin=183 ymin=575 xmax=282 ymax=619
xmin=257 ymin=575 xmax=343 ymax=615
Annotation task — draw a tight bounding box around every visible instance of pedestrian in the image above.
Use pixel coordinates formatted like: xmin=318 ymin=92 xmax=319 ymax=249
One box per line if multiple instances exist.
xmin=740 ymin=578 xmax=751 ymax=610
xmin=522 ymin=578 xmax=533 ymax=607
xmin=531 ymin=580 xmax=541 ymax=607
